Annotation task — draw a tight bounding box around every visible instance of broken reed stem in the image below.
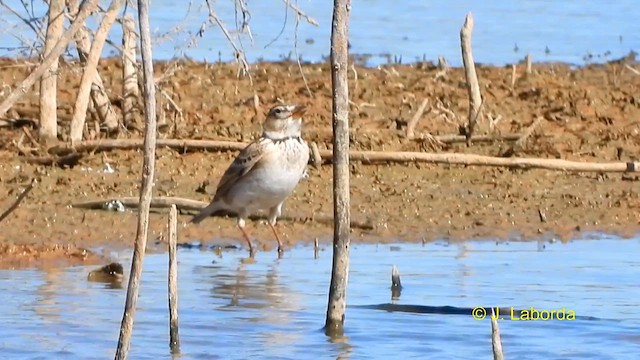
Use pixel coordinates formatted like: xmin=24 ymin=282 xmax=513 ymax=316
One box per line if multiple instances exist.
xmin=406 ymin=98 xmax=429 ymax=139
xmin=0 ymin=0 xmax=100 ymax=119
xmin=168 ymin=204 xmax=180 ymax=354
xmin=69 ymin=0 xmax=125 ymax=144
xmin=491 ymin=308 xmax=505 ymax=360
xmin=67 ymin=0 xmax=119 ymax=134
xmin=460 ymin=12 xmax=483 ymax=145
xmin=122 ymin=15 xmax=139 ymax=128
xmin=325 ymin=0 xmax=352 ymax=337
xmin=0 ymin=179 xmax=35 ymax=223
xmin=114 ymin=0 xmax=158 ymax=357
xmin=38 ymin=0 xmax=65 ymax=144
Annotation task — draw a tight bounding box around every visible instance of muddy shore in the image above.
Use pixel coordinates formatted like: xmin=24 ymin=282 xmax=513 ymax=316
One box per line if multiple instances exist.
xmin=1 ymin=56 xmax=640 ymax=268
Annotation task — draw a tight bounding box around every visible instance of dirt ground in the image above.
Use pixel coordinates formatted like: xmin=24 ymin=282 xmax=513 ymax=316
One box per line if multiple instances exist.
xmin=1 ymin=55 xmax=640 ymax=269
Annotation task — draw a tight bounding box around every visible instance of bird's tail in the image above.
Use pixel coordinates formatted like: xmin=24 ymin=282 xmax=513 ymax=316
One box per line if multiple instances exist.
xmin=191 ymin=201 xmax=223 ymax=224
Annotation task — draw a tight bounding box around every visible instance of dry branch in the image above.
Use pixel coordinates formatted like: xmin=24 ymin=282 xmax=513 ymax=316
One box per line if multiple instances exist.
xmin=0 ymin=0 xmax=100 ymax=119
xmin=70 ymin=196 xmax=375 ymax=230
xmin=168 ymin=204 xmax=180 ymax=354
xmin=0 ymin=179 xmax=35 ymax=223
xmin=46 ymin=138 xmax=640 ymax=173
xmin=501 ymin=117 xmax=543 ymax=157
xmin=115 ymin=0 xmax=158 ymax=356
xmin=122 ymin=15 xmax=140 ymax=129
xmin=39 ymin=0 xmax=65 ymax=144
xmin=460 ymin=12 xmax=483 ymax=145
xmin=67 ymin=0 xmax=119 ymax=136
xmin=19 ymin=152 xmax=83 ymax=167
xmin=69 ymin=0 xmax=125 ymax=143
xmin=326 ymin=0 xmax=352 ymax=336
xmin=406 ymin=98 xmax=429 ymax=139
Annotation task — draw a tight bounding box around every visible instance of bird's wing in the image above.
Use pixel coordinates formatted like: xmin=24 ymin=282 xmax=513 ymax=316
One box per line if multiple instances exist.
xmin=213 ymin=139 xmax=268 ymax=202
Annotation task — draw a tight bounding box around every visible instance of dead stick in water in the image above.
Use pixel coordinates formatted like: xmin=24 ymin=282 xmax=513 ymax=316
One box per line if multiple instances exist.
xmin=491 ymin=308 xmax=505 ymax=360
xmin=114 ymin=0 xmax=158 ymax=357
xmin=0 ymin=179 xmax=35 ymax=223
xmin=167 ymin=204 xmax=180 ymax=354
xmin=406 ymin=98 xmax=429 ymax=139
xmin=391 ymin=265 xmax=402 ymax=301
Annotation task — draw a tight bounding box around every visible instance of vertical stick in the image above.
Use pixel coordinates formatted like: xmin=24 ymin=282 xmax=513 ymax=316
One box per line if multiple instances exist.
xmin=122 ymin=15 xmax=140 ymax=128
xmin=460 ymin=12 xmax=482 ymax=146
xmin=39 ymin=0 xmax=65 ymax=145
xmin=325 ymin=0 xmax=352 ymax=337
xmin=168 ymin=205 xmax=180 ymax=353
xmin=66 ymin=0 xmax=119 ymax=134
xmin=491 ymin=308 xmax=505 ymax=360
xmin=69 ymin=0 xmax=125 ymax=144
xmin=114 ymin=0 xmax=158 ymax=357
xmin=525 ymin=53 xmax=532 ymax=75
xmin=390 ymin=265 xmax=402 ymax=301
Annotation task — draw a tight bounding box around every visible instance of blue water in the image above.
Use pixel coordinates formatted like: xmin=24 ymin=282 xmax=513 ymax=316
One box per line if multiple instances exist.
xmin=0 ymin=0 xmax=638 ymax=66
xmin=0 ymin=237 xmax=639 ymax=359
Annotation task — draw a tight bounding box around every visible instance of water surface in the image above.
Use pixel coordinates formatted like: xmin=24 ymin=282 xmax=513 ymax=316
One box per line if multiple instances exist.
xmin=1 ymin=237 xmax=639 ymax=359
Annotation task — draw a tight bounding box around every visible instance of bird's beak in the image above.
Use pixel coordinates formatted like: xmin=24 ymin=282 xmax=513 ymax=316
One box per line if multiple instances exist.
xmin=291 ymin=105 xmax=307 ymax=118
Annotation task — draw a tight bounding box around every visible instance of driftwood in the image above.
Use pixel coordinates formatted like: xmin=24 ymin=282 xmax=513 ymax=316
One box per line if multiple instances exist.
xmin=460 ymin=12 xmax=483 ymax=145
xmin=47 ymin=138 xmax=640 ymax=173
xmin=501 ymin=117 xmax=544 ymax=157
xmin=0 ymin=179 xmax=35 ymax=223
xmin=39 ymin=0 xmax=65 ymax=144
xmin=0 ymin=0 xmax=100 ymax=119
xmin=71 ymin=196 xmax=375 ymax=230
xmin=19 ymin=153 xmax=83 ymax=167
xmin=69 ymin=0 xmax=125 ymax=143
xmin=67 ymin=0 xmax=119 ymax=135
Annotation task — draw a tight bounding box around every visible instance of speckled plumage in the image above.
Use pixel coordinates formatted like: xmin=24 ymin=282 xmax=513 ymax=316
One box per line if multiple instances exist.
xmin=191 ymin=104 xmax=310 ymax=253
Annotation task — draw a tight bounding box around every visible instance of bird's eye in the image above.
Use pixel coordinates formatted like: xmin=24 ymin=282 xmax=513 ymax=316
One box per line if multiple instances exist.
xmin=274 ymin=108 xmax=282 ymax=114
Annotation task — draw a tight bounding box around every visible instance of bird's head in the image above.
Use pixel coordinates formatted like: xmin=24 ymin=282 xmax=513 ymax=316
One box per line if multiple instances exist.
xmin=262 ymin=104 xmax=306 ymax=140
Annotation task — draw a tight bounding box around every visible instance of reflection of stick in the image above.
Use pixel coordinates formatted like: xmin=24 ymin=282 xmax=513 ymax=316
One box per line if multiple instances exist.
xmin=0 ymin=179 xmax=35 ymax=223
xmin=0 ymin=0 xmax=100 ymax=119
xmin=115 ymin=0 xmax=159 ymax=357
xmin=460 ymin=12 xmax=483 ymax=145
xmin=168 ymin=205 xmax=181 ymax=354
xmin=406 ymin=98 xmax=429 ymax=139
xmin=491 ymin=308 xmax=504 ymax=360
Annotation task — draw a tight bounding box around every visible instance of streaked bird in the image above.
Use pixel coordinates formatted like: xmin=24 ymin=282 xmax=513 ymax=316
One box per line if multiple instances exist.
xmin=191 ymin=104 xmax=310 ymax=254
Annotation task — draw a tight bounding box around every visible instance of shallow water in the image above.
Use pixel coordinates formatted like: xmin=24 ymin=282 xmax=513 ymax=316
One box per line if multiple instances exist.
xmin=1 ymin=0 xmax=639 ymax=66
xmin=1 ymin=236 xmax=639 ymax=359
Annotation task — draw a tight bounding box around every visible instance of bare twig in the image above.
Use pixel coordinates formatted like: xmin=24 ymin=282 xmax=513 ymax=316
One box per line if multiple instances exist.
xmin=310 ymin=141 xmax=322 ymax=168
xmin=122 ymin=15 xmax=140 ymax=129
xmin=0 ymin=179 xmax=35 ymax=223
xmin=282 ymin=0 xmax=319 ymax=26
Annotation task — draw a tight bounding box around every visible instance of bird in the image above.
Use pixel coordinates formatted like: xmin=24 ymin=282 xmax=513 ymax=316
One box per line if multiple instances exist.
xmin=191 ymin=104 xmax=310 ymax=254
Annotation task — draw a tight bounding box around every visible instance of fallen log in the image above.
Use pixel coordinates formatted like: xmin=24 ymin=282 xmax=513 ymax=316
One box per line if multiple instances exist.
xmin=50 ymin=138 xmax=640 ymax=173
xmin=71 ymin=196 xmax=375 ymax=230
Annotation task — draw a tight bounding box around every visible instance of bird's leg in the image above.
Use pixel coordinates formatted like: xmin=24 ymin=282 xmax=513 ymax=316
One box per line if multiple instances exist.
xmin=268 ymin=204 xmax=284 ymax=253
xmin=268 ymin=222 xmax=284 ymax=253
xmin=237 ymin=217 xmax=254 ymax=255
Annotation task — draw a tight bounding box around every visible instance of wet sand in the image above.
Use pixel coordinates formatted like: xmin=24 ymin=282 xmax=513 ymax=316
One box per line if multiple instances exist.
xmin=1 ymin=56 xmax=640 ymax=268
